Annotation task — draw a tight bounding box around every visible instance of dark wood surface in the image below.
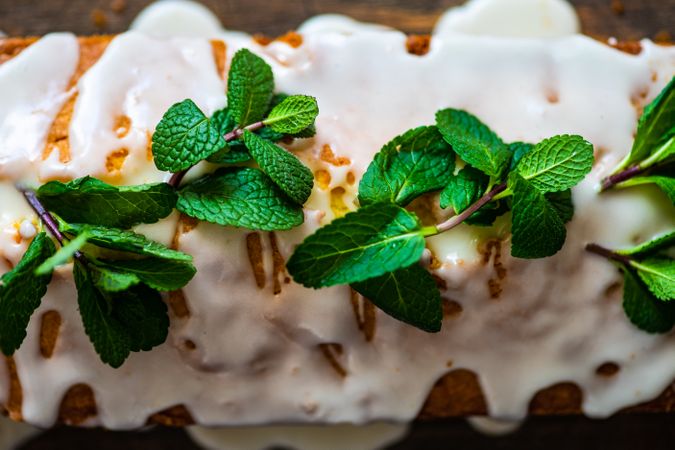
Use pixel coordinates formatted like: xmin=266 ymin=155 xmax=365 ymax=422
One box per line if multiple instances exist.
xmin=2 ymin=0 xmax=675 ymax=448
xmin=0 ymin=0 xmax=673 ymax=40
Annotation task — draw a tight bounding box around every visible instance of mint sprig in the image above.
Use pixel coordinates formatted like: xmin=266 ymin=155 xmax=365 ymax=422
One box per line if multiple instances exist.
xmin=600 ymin=76 xmax=674 ymax=201
xmin=289 ymin=108 xmax=594 ymax=331
xmin=0 ymin=233 xmax=55 ymax=355
xmin=359 ymin=126 xmax=454 ymax=206
xmin=177 ymin=167 xmax=304 ymax=231
xmin=37 ymin=177 xmax=176 ymax=229
xmin=586 ymin=232 xmax=675 ymax=333
xmin=151 ymin=48 xmax=318 ymax=229
xmin=287 ymin=203 xmax=428 ymax=288
xmin=152 ymin=99 xmax=226 ymax=172
xmin=3 ymin=47 xmax=319 ymax=368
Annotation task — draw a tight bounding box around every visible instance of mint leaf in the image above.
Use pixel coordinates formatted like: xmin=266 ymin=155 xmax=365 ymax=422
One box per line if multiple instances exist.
xmin=632 ymin=257 xmax=675 ymax=301
xmin=227 ymin=49 xmax=274 ymax=126
xmin=98 ymin=258 xmax=196 ymax=291
xmin=74 ymin=262 xmax=168 ymax=368
xmin=89 ymin=265 xmax=140 ymax=293
xmin=264 ymin=95 xmax=319 ymax=134
xmin=617 ymin=230 xmax=675 ymax=257
xmin=352 ymin=264 xmax=442 ymax=333
xmin=62 ymin=224 xmax=192 ymax=262
xmin=35 ymin=231 xmax=89 ymax=275
xmin=620 ymin=76 xmax=675 ymax=169
xmin=290 ymin=123 xmax=316 ymax=138
xmin=620 ymin=175 xmax=675 ymax=204
xmin=435 ymin=109 xmax=509 ymax=178
xmin=177 ymin=167 xmax=304 ymax=231
xmin=152 ymin=99 xmax=225 ymax=172
xmin=516 ymin=135 xmax=594 ymax=192
xmin=509 ymin=142 xmax=534 ymax=170
xmin=546 ymin=189 xmax=574 ymax=223
xmin=0 ymin=233 xmax=55 ymax=355
xmin=113 ymin=283 xmax=169 ymax=352
xmin=465 ymin=200 xmax=510 ymax=227
xmin=37 ymin=177 xmax=176 ymax=229
xmin=439 ymin=166 xmax=488 ymax=212
xmin=287 ymin=203 xmax=426 ymax=288
xmin=510 ymin=174 xmax=566 ymax=258
xmin=243 ymin=131 xmax=314 ymax=205
xmin=359 ymin=126 xmax=454 ymax=206
xmin=622 ymin=267 xmax=675 ymax=333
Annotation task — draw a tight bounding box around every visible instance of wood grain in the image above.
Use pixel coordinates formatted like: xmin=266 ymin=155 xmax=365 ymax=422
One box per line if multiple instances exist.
xmin=0 ymin=0 xmax=672 ymax=41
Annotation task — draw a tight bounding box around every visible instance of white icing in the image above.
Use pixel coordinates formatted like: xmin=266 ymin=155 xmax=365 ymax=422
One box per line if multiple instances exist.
xmin=51 ymin=32 xmax=228 ymax=185
xmin=0 ymin=33 xmax=78 ymax=182
xmin=18 ymin=220 xmax=36 ymax=240
xmin=130 ymin=0 xmax=225 ymax=38
xmin=434 ymin=0 xmax=580 ymax=38
xmin=0 ymin=0 xmax=674 ymax=439
xmin=188 ymin=423 xmax=408 ymax=450
xmin=467 ymin=417 xmax=522 ymax=436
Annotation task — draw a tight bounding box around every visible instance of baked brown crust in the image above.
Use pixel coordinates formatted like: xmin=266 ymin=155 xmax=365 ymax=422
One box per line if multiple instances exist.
xmin=0 ymin=34 xmax=673 ymax=427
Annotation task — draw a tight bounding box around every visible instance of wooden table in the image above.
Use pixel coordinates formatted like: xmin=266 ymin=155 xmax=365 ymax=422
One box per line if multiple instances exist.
xmin=2 ymin=0 xmax=674 ymax=448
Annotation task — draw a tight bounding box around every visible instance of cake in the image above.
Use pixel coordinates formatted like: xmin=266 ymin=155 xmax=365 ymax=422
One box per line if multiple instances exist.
xmin=0 ymin=0 xmax=674 ymax=446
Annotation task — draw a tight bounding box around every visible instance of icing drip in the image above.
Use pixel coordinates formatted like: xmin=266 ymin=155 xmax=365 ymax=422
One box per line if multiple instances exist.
xmin=0 ymin=1 xmax=674 ymax=446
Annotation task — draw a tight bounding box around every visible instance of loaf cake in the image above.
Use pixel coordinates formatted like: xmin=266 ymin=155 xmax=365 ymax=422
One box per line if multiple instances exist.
xmin=0 ymin=0 xmax=674 ymax=435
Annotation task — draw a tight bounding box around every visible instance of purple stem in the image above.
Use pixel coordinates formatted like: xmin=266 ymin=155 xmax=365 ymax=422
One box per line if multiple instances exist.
xmin=168 ymin=120 xmax=266 ymax=188
xmin=585 ymin=243 xmax=632 ymax=266
xmin=19 ymin=187 xmax=87 ymax=264
xmin=600 ymin=165 xmax=644 ymax=192
xmin=435 ymin=183 xmax=507 ymax=233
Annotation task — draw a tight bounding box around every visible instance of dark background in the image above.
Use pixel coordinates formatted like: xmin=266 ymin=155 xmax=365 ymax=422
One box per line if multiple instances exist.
xmin=2 ymin=0 xmax=675 ymax=448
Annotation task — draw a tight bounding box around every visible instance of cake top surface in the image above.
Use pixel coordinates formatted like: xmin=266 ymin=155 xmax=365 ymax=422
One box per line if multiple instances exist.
xmin=0 ymin=0 xmax=673 ymax=444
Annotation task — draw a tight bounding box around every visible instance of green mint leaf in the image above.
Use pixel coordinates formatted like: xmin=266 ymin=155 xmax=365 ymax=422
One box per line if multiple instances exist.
xmin=97 ymin=258 xmax=196 ymax=292
xmin=89 ymin=264 xmax=140 ymax=293
xmin=74 ymin=261 xmax=131 ymax=367
xmin=287 ymin=203 xmax=426 ymax=288
xmin=0 ymin=233 xmax=55 ymax=355
xmin=351 ymin=264 xmax=442 ymax=333
xmin=37 ymin=177 xmax=176 ymax=229
xmin=206 ymin=142 xmax=252 ymax=164
xmin=243 ymin=130 xmax=314 ymax=205
xmin=620 ymin=175 xmax=675 ymax=205
xmin=289 ymin=123 xmax=316 ymax=139
xmin=515 ymin=135 xmax=594 ymax=193
xmin=545 ymin=189 xmax=574 ymax=223
xmin=510 ymin=174 xmax=566 ymax=259
xmin=177 ymin=167 xmax=304 ymax=231
xmin=617 ymin=230 xmax=675 ymax=257
xmin=152 ymin=99 xmax=226 ymax=172
xmin=465 ymin=200 xmax=510 ymax=227
xmin=264 ymin=95 xmax=319 ymax=134
xmin=439 ymin=166 xmax=488 ymax=212
xmin=622 ymin=267 xmax=675 ymax=333
xmin=35 ymin=231 xmax=89 ymax=275
xmin=359 ymin=126 xmax=454 ymax=207
xmin=435 ymin=108 xmax=509 ymax=178
xmin=74 ymin=262 xmax=168 ymax=368
xmin=509 ymin=142 xmax=534 ymax=170
xmin=227 ymin=49 xmax=274 ymax=126
xmin=619 ymin=76 xmax=675 ymax=170
xmin=112 ymin=283 xmax=169 ymax=352
xmin=62 ymin=224 xmax=192 ymax=262
xmin=632 ymin=257 xmax=675 ymax=301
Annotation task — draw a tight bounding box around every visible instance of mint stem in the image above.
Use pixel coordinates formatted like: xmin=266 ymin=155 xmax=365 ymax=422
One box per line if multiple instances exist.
xmin=18 ymin=186 xmax=88 ymax=265
xmin=600 ymin=165 xmax=644 ymax=192
xmin=168 ymin=120 xmax=266 ymax=188
xmin=585 ymin=243 xmax=632 ymax=265
xmin=433 ymin=183 xmax=507 ymax=234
